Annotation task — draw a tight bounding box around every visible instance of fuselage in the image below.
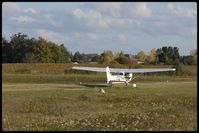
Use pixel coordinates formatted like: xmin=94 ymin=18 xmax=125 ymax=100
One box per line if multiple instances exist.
xmin=108 ymin=72 xmax=133 ymax=84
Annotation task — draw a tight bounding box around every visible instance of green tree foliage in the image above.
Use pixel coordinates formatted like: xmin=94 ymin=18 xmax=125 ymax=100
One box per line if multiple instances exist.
xmin=2 ymin=37 xmax=12 ymax=63
xmin=146 ymin=49 xmax=157 ymax=64
xmin=156 ymin=48 xmax=165 ymax=63
xmin=9 ymin=33 xmax=30 ymax=62
xmin=37 ymin=37 xmax=52 ymax=63
xmin=180 ymin=56 xmax=195 ymax=65
xmin=72 ymin=51 xmax=83 ymax=63
xmin=156 ymin=46 xmax=180 ymax=65
xmin=2 ymin=33 xmax=196 ymax=65
xmin=190 ymin=49 xmax=197 ymax=64
xmin=115 ymin=51 xmax=130 ymax=64
xmin=2 ymin=33 xmax=71 ymax=63
xmin=137 ymin=51 xmax=147 ymax=62
xmin=100 ymin=50 xmax=114 ymax=64
xmin=23 ymin=38 xmax=42 ymax=63
xmin=58 ymin=44 xmax=71 ymax=63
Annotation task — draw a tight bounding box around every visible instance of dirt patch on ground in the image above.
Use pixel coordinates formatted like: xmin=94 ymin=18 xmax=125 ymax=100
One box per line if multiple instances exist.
xmin=2 ymin=83 xmax=86 ymax=92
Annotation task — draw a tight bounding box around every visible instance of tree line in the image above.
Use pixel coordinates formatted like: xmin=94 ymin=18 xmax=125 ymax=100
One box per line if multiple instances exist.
xmin=2 ymin=33 xmax=197 ymax=65
xmin=2 ymin=33 xmax=72 ymax=63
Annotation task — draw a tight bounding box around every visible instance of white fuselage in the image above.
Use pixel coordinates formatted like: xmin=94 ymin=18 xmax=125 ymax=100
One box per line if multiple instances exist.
xmin=106 ymin=67 xmax=132 ymax=85
xmin=109 ymin=73 xmax=132 ymax=84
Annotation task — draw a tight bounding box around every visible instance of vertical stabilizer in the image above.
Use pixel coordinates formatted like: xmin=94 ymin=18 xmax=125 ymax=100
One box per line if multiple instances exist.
xmin=106 ymin=66 xmax=111 ymax=83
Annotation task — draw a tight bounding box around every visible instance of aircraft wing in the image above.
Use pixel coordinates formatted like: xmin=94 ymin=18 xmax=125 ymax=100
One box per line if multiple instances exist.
xmin=72 ymin=66 xmax=176 ymax=73
xmin=72 ymin=66 xmax=106 ymax=72
xmin=109 ymin=68 xmax=176 ymax=73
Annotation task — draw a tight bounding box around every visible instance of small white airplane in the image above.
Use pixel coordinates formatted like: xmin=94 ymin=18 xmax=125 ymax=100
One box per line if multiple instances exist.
xmin=72 ymin=66 xmax=176 ymax=86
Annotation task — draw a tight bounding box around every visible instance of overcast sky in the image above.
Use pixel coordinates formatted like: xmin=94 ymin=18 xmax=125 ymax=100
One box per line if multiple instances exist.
xmin=2 ymin=2 xmax=197 ymax=55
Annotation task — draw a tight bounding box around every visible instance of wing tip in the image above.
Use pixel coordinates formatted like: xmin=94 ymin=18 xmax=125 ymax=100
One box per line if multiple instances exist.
xmin=72 ymin=66 xmax=78 ymax=69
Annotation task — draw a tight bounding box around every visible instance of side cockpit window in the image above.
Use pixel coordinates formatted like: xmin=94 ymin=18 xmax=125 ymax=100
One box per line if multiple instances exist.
xmin=119 ymin=73 xmax=123 ymax=76
xmin=115 ymin=72 xmax=124 ymax=76
xmin=125 ymin=73 xmax=130 ymax=77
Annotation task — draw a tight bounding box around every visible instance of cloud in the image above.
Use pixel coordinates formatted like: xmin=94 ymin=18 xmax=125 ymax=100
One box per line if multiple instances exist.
xmin=73 ymin=31 xmax=98 ymax=40
xmin=2 ymin=2 xmax=197 ymax=55
xmin=24 ymin=8 xmax=37 ymax=14
xmin=43 ymin=13 xmax=63 ymax=28
xmin=131 ymin=2 xmax=152 ymax=17
xmin=37 ymin=29 xmax=69 ymax=44
xmin=131 ymin=3 xmax=197 ymax=38
xmin=85 ymin=2 xmax=123 ymax=17
xmin=190 ymin=27 xmax=197 ymax=35
xmin=3 ymin=2 xmax=21 ymax=13
xmin=116 ymin=33 xmax=126 ymax=42
xmin=87 ymin=33 xmax=97 ymax=40
xmin=166 ymin=3 xmax=196 ymax=19
xmin=11 ymin=16 xmax=36 ymax=23
xmin=72 ymin=8 xmax=85 ymax=19
xmin=72 ymin=8 xmax=109 ymax=30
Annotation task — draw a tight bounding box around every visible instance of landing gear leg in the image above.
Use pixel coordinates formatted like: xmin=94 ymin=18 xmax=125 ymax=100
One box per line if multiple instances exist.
xmin=125 ymin=82 xmax=128 ymax=86
xmin=109 ymin=82 xmax=112 ymax=87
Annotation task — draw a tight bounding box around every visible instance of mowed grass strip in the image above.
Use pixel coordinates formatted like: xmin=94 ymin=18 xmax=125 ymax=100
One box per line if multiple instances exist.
xmin=2 ymin=73 xmax=196 ymax=84
xmin=2 ymin=73 xmax=106 ymax=84
xmin=2 ymin=81 xmax=197 ymax=131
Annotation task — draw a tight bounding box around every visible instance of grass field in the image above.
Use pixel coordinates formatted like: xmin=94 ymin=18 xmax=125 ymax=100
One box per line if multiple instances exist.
xmin=2 ymin=81 xmax=197 ymax=131
xmin=2 ymin=63 xmax=197 ymax=131
xmin=2 ymin=73 xmax=197 ymax=84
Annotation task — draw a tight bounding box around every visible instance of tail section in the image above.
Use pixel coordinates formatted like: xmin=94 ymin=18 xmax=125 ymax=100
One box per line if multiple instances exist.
xmin=106 ymin=66 xmax=111 ymax=84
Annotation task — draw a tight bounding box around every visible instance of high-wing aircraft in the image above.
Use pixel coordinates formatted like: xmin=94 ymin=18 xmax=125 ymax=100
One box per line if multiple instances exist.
xmin=72 ymin=66 xmax=176 ymax=86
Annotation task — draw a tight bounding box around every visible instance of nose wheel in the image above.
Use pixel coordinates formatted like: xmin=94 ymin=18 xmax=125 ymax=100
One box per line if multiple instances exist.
xmin=133 ymin=83 xmax=136 ymax=88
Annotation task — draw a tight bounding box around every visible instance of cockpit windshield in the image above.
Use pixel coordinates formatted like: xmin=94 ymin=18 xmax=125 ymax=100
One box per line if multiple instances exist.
xmin=115 ymin=72 xmax=124 ymax=76
xmin=125 ymin=73 xmax=130 ymax=77
xmin=119 ymin=73 xmax=123 ymax=76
